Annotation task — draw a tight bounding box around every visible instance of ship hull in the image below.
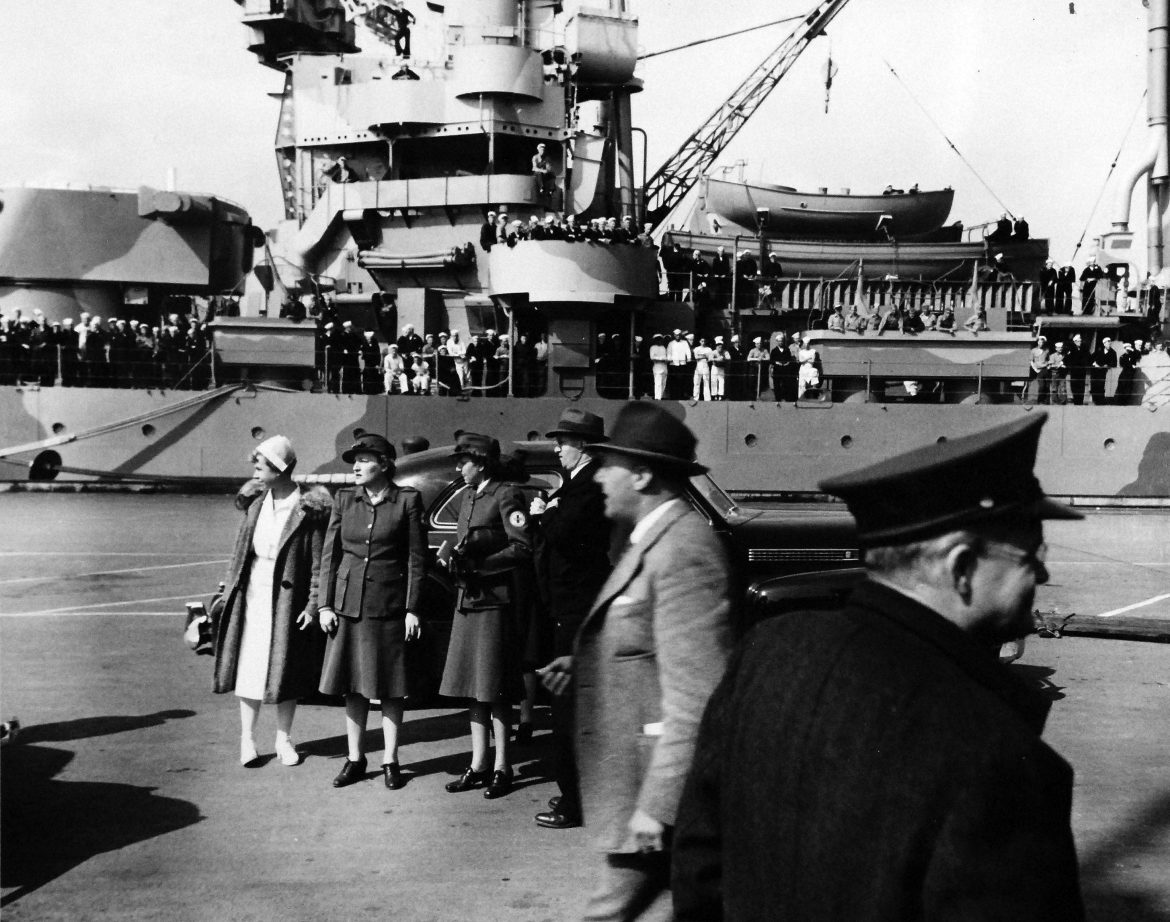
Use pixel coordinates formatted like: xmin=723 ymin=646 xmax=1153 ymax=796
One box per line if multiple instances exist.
xmin=2 ymin=386 xmax=1166 ymax=498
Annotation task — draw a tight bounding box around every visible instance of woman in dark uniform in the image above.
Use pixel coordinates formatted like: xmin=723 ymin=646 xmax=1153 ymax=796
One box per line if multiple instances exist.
xmin=439 ymin=433 xmax=533 ymax=799
xmin=317 ymin=433 xmax=426 ymax=790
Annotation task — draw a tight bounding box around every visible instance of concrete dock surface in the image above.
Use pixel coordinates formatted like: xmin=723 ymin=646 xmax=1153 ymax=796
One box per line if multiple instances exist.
xmin=1 ymin=494 xmax=1168 ymax=920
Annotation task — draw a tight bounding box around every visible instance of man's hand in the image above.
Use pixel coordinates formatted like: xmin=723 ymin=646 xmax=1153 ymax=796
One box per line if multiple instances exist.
xmin=404 ymin=612 xmax=421 ymax=641
xmin=318 ymin=607 xmax=339 ymax=634
xmin=536 ymin=656 xmax=573 ymax=696
xmin=629 ymin=809 xmax=665 ymax=853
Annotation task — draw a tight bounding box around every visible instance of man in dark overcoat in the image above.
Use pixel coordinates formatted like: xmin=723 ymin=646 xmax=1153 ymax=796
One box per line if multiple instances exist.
xmin=673 ymin=412 xmax=1085 ymax=922
xmin=540 ymin=402 xmax=733 ymax=921
xmin=531 ymin=409 xmax=613 ymax=830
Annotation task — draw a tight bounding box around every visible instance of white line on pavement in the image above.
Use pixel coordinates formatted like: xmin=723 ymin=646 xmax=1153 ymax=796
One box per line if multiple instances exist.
xmin=0 ymin=611 xmax=184 ymax=617
xmin=0 ymin=594 xmax=197 ymax=617
xmin=0 ymin=560 xmax=227 ymax=586
xmin=1096 ymin=593 xmax=1170 ymax=618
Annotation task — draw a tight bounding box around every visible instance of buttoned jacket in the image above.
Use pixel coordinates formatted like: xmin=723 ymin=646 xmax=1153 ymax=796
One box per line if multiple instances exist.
xmin=533 ymin=459 xmax=612 ymax=649
xmin=453 ymin=479 xmax=533 ymax=611
xmin=319 ymin=485 xmax=426 ymax=620
xmin=573 ymin=502 xmax=733 ymax=853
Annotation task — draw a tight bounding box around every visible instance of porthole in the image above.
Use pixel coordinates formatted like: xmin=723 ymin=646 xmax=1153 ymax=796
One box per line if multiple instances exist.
xmin=251 ymin=426 xmax=265 ymax=440
xmin=840 ymin=435 xmax=853 ymax=448
xmin=744 ymin=433 xmax=758 ymax=447
xmin=51 ymin=422 xmax=65 ymax=435
xmin=1104 ymin=438 xmax=1115 ymax=451
xmin=142 ymin=424 xmax=156 ymax=437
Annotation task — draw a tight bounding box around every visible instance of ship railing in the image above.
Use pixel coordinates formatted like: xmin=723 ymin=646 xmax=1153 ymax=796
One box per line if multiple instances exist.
xmin=2 ymin=346 xmax=220 ymax=391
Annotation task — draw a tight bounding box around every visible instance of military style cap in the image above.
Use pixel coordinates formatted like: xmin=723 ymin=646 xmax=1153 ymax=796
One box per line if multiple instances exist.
xmin=587 ymin=402 xmax=706 ymax=475
xmin=546 ymin=408 xmax=607 ymax=442
xmin=819 ymin=413 xmax=1080 ymax=546
xmin=342 ymin=432 xmax=396 ymax=463
xmin=452 ymin=432 xmax=500 ymax=461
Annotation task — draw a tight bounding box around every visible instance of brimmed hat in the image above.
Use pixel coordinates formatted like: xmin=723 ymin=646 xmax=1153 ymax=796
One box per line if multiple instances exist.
xmin=587 ymin=402 xmax=706 ymax=475
xmin=546 ymin=408 xmax=607 ymax=442
xmin=452 ymin=432 xmax=500 ymax=462
xmin=254 ymin=435 xmax=296 ymax=473
xmin=819 ymin=413 xmax=1080 ymax=547
xmin=342 ymin=433 xmax=396 ymax=463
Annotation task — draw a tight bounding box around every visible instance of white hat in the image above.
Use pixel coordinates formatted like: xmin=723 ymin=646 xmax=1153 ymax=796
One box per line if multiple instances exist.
xmin=254 ymin=435 xmax=296 ymax=473
xmin=714 ymin=335 xmax=724 ymax=343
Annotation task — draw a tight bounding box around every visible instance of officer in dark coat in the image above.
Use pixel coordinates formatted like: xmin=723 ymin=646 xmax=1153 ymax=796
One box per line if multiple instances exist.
xmin=530 ymin=409 xmax=613 ymax=829
xmin=674 ymin=413 xmax=1085 ymax=922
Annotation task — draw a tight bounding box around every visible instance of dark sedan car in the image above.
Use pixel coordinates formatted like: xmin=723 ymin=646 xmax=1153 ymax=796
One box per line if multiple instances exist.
xmin=381 ymin=441 xmax=859 ymax=696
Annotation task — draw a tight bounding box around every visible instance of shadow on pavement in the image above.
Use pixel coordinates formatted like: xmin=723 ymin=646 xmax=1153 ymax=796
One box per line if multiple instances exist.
xmin=1007 ymin=663 xmax=1066 ymax=702
xmin=1079 ymin=790 xmax=1170 ymax=922
xmin=1 ymin=741 xmax=202 ymax=907
xmin=15 ymin=709 xmax=196 ymax=744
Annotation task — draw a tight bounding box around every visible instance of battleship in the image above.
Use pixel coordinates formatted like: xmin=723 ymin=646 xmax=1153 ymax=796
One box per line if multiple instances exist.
xmin=0 ymin=0 xmax=1168 ymax=496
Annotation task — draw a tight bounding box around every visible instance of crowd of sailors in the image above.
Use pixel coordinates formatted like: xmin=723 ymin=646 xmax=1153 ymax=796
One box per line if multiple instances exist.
xmin=0 ymin=308 xmax=212 ymax=389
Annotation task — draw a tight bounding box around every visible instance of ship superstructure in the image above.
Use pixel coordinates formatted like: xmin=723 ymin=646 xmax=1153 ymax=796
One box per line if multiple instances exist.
xmin=239 ymin=0 xmax=656 ymax=389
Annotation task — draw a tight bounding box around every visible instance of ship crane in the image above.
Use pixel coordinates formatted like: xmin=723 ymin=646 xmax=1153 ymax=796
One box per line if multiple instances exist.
xmin=641 ymin=0 xmax=853 ymax=231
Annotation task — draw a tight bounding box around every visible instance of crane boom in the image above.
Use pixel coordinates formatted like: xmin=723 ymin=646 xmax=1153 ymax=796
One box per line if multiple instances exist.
xmin=641 ymin=0 xmax=854 ymax=230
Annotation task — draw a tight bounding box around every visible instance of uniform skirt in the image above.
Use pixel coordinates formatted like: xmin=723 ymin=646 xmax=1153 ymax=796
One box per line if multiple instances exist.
xmin=319 ymin=615 xmax=408 ymax=700
xmin=439 ymin=605 xmax=522 ymax=703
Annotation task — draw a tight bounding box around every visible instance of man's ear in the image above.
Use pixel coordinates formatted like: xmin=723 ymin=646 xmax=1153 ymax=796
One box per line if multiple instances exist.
xmin=945 ymin=540 xmax=979 ymax=604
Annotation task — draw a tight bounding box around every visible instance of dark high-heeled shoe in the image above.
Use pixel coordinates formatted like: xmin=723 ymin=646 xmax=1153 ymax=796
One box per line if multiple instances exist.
xmin=445 ymin=766 xmax=490 ymax=793
xmin=382 ymin=762 xmax=404 ymax=790
xmin=483 ymin=767 xmax=513 ymax=799
xmin=332 ymin=757 xmax=367 ymax=788
xmin=514 ymin=722 xmax=534 ymax=745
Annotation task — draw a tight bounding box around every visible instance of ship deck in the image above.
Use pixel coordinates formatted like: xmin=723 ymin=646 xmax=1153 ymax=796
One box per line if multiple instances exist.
xmin=1 ymin=493 xmax=1168 ymax=919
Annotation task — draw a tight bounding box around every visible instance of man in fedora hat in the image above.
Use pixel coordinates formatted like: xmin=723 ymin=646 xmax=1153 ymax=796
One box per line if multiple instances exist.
xmin=531 ymin=409 xmax=613 ymax=830
xmin=540 ymin=403 xmax=733 ymax=920
xmin=673 ymin=413 xmax=1084 ymax=921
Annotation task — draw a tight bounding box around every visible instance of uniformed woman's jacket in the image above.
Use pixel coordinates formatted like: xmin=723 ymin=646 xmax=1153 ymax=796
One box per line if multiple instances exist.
xmin=320 ymin=485 xmax=426 ymax=620
xmin=453 ymin=479 xmax=533 ymax=611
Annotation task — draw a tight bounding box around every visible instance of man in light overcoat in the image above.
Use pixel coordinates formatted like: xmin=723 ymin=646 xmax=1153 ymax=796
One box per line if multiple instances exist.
xmin=540 ymin=402 xmax=733 ymax=921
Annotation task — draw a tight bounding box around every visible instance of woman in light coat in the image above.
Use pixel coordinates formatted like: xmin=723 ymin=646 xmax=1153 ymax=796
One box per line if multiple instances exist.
xmin=213 ymin=436 xmax=330 ymax=767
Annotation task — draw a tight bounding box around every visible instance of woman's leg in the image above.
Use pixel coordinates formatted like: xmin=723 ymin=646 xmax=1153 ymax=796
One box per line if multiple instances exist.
xmin=275 ymin=699 xmax=296 ymax=743
xmin=469 ymin=701 xmax=491 ymax=771
xmin=239 ymin=697 xmax=260 ymax=763
xmin=344 ymin=694 xmax=370 ymax=761
xmin=490 ymin=701 xmax=511 ymax=771
xmin=380 ymin=698 xmax=405 ymax=765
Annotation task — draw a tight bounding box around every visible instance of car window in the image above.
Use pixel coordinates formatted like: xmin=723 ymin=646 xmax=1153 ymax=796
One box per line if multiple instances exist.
xmin=430 ymin=471 xmax=564 ymax=528
xmin=689 ymin=473 xmax=738 ymax=519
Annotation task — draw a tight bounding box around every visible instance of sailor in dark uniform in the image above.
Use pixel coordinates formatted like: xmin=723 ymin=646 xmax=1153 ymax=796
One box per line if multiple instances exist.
xmin=1080 ymin=257 xmax=1107 ymax=315
xmin=439 ymin=434 xmax=533 ymax=800
xmin=673 ymin=413 xmax=1085 ymax=922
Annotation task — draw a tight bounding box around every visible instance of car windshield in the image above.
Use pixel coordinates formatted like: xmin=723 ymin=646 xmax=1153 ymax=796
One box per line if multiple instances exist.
xmin=690 ymin=473 xmax=737 ymax=518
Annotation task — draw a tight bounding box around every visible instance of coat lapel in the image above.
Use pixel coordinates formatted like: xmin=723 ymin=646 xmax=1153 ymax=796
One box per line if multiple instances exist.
xmin=273 ymin=492 xmax=306 ymax=560
xmin=583 ymin=501 xmax=689 ymax=627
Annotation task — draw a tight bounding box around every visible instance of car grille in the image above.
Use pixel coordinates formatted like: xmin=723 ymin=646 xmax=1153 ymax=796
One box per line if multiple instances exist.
xmin=748 ymin=548 xmax=860 ymax=563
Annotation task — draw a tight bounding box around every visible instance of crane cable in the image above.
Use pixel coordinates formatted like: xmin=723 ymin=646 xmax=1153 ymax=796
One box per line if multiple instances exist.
xmin=881 ymin=58 xmax=1016 ymax=220
xmin=1070 ymin=88 xmax=1148 ymax=264
xmin=638 ymin=14 xmax=804 ymax=60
